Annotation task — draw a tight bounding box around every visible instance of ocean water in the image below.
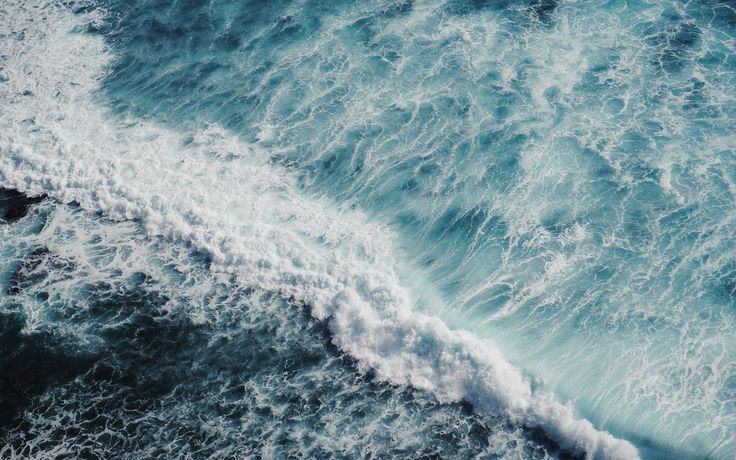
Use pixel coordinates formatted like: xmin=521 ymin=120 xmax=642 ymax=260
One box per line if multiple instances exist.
xmin=1 ymin=0 xmax=735 ymax=458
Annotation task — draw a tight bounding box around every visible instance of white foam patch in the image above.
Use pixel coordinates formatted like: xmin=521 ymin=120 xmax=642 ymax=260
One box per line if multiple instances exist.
xmin=0 ymin=2 xmax=638 ymax=458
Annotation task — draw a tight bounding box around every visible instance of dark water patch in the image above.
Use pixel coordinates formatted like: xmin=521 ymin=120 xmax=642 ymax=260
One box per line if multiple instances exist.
xmin=528 ymin=0 xmax=558 ymax=23
xmin=0 ymin=310 xmax=97 ymax=430
xmin=642 ymin=16 xmax=702 ymax=73
xmin=0 ymin=188 xmax=45 ymax=223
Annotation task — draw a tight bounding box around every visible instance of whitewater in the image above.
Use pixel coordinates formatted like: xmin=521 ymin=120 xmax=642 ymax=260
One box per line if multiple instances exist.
xmin=1 ymin=0 xmax=735 ymax=459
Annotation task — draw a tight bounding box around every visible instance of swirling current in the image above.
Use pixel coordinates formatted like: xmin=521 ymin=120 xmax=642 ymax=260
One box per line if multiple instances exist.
xmin=1 ymin=0 xmax=736 ymax=458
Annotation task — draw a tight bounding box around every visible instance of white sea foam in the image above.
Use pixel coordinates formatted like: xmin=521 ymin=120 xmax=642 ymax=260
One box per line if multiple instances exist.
xmin=0 ymin=1 xmax=639 ymax=458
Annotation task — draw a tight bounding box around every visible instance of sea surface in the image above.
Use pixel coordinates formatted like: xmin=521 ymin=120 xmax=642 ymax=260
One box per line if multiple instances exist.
xmin=1 ymin=0 xmax=735 ymax=458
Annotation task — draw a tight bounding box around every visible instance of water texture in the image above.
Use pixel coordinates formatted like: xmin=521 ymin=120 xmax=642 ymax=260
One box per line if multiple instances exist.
xmin=1 ymin=0 xmax=735 ymax=458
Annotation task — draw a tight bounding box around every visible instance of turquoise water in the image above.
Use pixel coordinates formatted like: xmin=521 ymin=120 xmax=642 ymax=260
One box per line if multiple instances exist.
xmin=1 ymin=0 xmax=736 ymax=458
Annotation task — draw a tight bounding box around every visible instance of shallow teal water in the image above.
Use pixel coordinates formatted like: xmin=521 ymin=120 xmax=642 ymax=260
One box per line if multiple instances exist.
xmin=2 ymin=0 xmax=736 ymax=458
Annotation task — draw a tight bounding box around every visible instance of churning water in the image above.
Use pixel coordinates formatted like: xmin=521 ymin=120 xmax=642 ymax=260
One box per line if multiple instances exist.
xmin=2 ymin=0 xmax=736 ymax=458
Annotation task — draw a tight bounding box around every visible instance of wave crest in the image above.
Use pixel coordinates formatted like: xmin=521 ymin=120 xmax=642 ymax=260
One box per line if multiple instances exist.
xmin=0 ymin=1 xmax=638 ymax=458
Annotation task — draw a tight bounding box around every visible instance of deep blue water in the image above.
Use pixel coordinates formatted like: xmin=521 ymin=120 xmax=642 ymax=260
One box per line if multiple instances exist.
xmin=2 ymin=0 xmax=736 ymax=458
xmin=0 ymin=196 xmax=566 ymax=459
